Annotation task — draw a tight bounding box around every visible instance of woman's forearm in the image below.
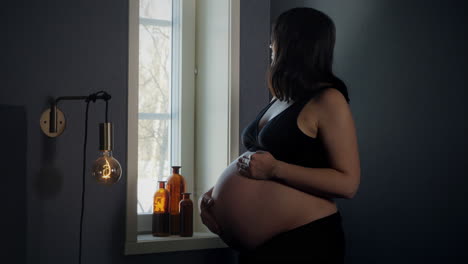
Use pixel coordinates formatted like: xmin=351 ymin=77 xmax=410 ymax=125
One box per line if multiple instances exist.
xmin=272 ymin=160 xmax=358 ymax=199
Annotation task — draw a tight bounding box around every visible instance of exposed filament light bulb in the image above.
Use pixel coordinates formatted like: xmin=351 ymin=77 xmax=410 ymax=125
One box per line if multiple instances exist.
xmin=91 ymin=123 xmax=122 ymax=184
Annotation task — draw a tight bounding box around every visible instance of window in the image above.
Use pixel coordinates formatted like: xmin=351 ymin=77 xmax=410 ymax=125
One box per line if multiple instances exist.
xmin=134 ymin=0 xmax=186 ymax=234
xmin=126 ymin=0 xmax=240 ymax=254
xmin=137 ymin=0 xmax=174 ymax=216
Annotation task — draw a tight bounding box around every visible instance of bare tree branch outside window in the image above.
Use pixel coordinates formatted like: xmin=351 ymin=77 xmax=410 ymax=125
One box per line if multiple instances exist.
xmin=137 ymin=0 xmax=173 ymax=214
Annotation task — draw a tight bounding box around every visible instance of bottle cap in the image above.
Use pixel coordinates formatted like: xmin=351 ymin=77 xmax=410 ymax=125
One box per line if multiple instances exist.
xmin=172 ymin=166 xmax=181 ymax=174
xmin=158 ymin=181 xmax=166 ymax=187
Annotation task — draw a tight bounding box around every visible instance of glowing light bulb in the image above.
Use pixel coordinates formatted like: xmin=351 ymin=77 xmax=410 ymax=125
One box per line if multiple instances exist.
xmin=91 ymin=150 xmax=122 ymax=184
xmin=91 ymin=122 xmax=122 ymax=184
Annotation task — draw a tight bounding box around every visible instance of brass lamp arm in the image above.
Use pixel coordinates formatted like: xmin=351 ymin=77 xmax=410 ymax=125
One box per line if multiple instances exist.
xmin=40 ymin=91 xmax=112 ymax=137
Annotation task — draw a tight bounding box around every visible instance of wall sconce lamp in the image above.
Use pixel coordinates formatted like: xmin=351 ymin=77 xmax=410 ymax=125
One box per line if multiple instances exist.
xmin=39 ymin=91 xmax=122 ymax=184
xmin=39 ymin=91 xmax=122 ymax=264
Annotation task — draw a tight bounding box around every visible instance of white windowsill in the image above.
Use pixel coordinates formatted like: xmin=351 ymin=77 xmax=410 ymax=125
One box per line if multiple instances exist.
xmin=125 ymin=232 xmax=228 ymax=255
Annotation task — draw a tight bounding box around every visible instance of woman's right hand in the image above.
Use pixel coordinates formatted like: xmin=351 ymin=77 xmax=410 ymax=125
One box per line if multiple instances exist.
xmin=199 ymin=187 xmax=221 ymax=235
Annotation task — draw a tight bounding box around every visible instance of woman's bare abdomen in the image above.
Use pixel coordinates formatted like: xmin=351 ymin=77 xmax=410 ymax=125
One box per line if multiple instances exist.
xmin=211 ymin=154 xmax=338 ymax=251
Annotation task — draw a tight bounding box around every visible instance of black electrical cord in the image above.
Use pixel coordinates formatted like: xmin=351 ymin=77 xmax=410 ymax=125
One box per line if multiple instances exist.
xmin=72 ymin=91 xmax=112 ymax=264
xmin=88 ymin=90 xmax=110 ymax=123
xmin=79 ymin=100 xmax=91 ymax=264
xmin=105 ymin=100 xmax=109 ymax=123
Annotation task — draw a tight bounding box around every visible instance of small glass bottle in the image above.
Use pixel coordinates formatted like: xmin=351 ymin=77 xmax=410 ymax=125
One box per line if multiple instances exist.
xmin=166 ymin=166 xmax=186 ymax=235
xmin=179 ymin=193 xmax=193 ymax=237
xmin=152 ymin=181 xmax=170 ymax=237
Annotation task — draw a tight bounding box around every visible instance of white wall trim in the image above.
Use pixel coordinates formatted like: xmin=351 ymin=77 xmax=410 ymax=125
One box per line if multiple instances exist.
xmin=228 ymin=0 xmax=240 ymax=162
xmin=126 ymin=0 xmax=139 ymax=246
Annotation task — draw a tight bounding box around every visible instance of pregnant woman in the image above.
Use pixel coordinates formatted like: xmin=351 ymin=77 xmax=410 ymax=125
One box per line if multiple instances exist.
xmin=200 ymin=7 xmax=360 ymax=263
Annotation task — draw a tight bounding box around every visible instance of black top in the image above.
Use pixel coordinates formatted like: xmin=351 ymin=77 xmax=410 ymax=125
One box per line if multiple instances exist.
xmin=241 ymin=94 xmax=330 ymax=168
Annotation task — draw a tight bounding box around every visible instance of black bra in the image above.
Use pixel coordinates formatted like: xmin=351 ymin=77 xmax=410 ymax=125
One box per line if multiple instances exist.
xmin=241 ymin=95 xmax=330 ymax=168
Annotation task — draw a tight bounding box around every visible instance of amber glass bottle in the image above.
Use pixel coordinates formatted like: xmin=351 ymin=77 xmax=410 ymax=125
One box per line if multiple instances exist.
xmin=179 ymin=193 xmax=193 ymax=237
xmin=166 ymin=166 xmax=186 ymax=235
xmin=152 ymin=181 xmax=170 ymax=237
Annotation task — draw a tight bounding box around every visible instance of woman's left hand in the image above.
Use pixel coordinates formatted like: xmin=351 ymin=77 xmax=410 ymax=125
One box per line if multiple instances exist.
xmin=237 ymin=151 xmax=279 ymax=180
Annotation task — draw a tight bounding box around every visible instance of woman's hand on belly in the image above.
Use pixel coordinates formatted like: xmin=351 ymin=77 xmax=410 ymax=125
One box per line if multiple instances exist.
xmin=199 ymin=187 xmax=221 ymax=235
xmin=237 ymin=151 xmax=279 ymax=180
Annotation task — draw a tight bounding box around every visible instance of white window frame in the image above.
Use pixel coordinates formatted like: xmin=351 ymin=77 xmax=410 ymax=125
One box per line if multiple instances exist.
xmin=125 ymin=0 xmax=240 ymax=255
xmin=135 ymin=0 xmax=191 ymax=234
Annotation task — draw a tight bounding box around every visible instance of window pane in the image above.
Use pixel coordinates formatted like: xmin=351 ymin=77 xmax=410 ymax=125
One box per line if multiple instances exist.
xmin=138 ymin=0 xmax=173 ymax=214
xmin=138 ymin=119 xmax=170 ymax=213
xmin=140 ymin=0 xmax=172 ymax=20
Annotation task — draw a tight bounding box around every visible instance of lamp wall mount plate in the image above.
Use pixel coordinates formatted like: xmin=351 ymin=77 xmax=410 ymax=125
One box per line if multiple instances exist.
xmin=40 ymin=107 xmax=66 ymax=137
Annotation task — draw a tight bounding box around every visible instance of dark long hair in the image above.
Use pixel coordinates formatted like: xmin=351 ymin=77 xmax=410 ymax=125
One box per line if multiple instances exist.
xmin=268 ymin=7 xmax=350 ymax=103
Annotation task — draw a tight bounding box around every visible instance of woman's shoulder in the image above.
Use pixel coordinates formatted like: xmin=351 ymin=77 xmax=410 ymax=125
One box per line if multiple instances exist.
xmin=301 ymin=87 xmax=349 ymax=119
xmin=314 ymin=87 xmax=348 ymax=105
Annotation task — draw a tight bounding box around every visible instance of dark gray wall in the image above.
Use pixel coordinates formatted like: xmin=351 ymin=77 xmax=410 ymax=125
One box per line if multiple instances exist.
xmin=271 ymin=0 xmax=468 ymax=263
xmin=239 ymin=0 xmax=271 ymax=153
xmin=0 ymin=0 xmax=263 ymax=263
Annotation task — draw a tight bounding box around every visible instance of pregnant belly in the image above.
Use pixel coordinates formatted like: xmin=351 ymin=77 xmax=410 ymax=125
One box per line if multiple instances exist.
xmin=211 ymin=154 xmax=337 ymax=251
